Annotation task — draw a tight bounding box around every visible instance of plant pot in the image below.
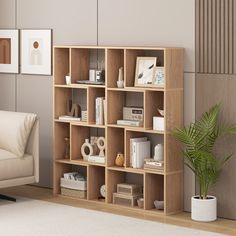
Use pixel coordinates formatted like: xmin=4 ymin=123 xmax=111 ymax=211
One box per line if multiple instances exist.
xmin=191 ymin=195 xmax=217 ymax=222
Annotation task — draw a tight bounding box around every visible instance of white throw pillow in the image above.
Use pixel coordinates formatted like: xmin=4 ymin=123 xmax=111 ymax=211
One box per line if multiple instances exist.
xmin=0 ymin=111 xmax=37 ymax=157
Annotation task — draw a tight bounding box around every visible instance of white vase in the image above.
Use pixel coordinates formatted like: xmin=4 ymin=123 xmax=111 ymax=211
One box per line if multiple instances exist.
xmin=191 ymin=195 xmax=217 ymax=222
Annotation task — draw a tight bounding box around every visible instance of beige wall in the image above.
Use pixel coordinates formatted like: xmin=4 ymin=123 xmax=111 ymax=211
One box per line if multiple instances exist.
xmin=0 ymin=0 xmax=195 ymax=211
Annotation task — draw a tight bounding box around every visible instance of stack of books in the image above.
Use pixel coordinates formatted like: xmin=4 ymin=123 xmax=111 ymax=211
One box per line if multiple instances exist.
xmin=144 ymin=159 xmax=164 ymax=171
xmin=96 ymin=97 xmax=105 ymax=125
xmin=130 ymin=137 xmax=150 ymax=168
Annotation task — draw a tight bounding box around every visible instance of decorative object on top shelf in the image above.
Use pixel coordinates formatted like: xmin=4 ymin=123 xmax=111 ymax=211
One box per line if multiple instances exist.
xmin=115 ymin=153 xmax=124 ymax=167
xmin=100 ymin=184 xmax=106 ymax=198
xmin=117 ymin=67 xmax=124 ymax=88
xmin=81 ymin=138 xmax=94 ymax=161
xmin=65 ymin=74 xmax=71 ymax=85
xmin=154 ymin=144 xmax=164 ymax=161
xmin=64 ymin=137 xmax=70 ymax=159
xmin=173 ymin=103 xmax=236 ymax=222
xmin=21 ymin=29 xmax=52 ymax=75
xmin=154 ymin=200 xmax=164 ymax=210
xmin=0 ymin=29 xmax=19 ymax=73
xmin=135 ymin=57 xmax=156 ymax=87
xmin=153 ymin=67 xmax=165 ymax=87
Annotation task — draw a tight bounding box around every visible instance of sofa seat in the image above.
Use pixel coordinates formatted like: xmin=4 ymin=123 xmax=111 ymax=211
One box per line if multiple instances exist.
xmin=0 ymin=149 xmax=34 ymax=181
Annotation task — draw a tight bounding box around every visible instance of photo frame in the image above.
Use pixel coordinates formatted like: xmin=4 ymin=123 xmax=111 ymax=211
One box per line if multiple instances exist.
xmin=0 ymin=29 xmax=19 ymax=73
xmin=21 ymin=29 xmax=52 ymax=75
xmin=153 ymin=66 xmax=165 ymax=87
xmin=135 ymin=57 xmax=156 ymax=87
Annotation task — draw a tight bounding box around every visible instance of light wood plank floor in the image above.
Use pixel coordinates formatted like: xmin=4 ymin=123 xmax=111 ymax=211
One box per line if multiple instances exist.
xmin=1 ymin=185 xmax=236 ymax=235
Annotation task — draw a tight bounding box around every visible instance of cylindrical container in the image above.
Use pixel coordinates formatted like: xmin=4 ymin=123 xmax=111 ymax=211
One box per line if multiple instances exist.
xmin=191 ymin=196 xmax=217 ymax=222
xmin=154 ymin=144 xmax=164 ymax=161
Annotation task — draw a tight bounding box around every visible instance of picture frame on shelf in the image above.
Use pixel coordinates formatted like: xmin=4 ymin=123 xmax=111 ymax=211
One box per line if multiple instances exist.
xmin=153 ymin=66 xmax=165 ymax=87
xmin=0 ymin=29 xmax=19 ymax=73
xmin=134 ymin=57 xmax=156 ymax=87
xmin=21 ymin=29 xmax=52 ymax=75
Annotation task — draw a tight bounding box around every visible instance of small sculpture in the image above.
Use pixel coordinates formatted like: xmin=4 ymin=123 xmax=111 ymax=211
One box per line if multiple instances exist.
xmin=64 ymin=137 xmax=70 ymax=159
xmin=81 ymin=139 xmax=94 ymax=161
xmin=115 ymin=153 xmax=124 ymax=167
xmin=97 ymin=136 xmax=105 ymax=157
xmin=117 ymin=67 xmax=124 ymax=88
xmin=100 ymin=184 xmax=106 ymax=198
xmin=67 ymin=99 xmax=81 ymax=118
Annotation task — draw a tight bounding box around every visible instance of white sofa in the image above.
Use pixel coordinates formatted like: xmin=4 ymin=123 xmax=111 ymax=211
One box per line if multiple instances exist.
xmin=0 ymin=111 xmax=39 ymax=191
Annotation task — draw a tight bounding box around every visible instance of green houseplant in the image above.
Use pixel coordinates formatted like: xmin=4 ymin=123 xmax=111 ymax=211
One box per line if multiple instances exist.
xmin=173 ymin=103 xmax=236 ymax=222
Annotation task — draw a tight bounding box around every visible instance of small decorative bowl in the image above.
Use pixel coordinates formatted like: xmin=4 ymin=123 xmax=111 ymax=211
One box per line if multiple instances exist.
xmin=137 ymin=198 xmax=144 ymax=208
xmin=154 ymin=200 xmax=164 ymax=210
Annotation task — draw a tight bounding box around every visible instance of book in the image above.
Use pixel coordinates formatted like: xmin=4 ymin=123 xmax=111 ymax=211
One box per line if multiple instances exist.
xmin=130 ymin=137 xmax=147 ymax=167
xmin=96 ymin=97 xmax=105 ymax=125
xmin=144 ymin=164 xmax=164 ymax=171
xmin=59 ymin=115 xmax=81 ymax=122
xmin=88 ymin=155 xmax=105 ymax=164
xmin=117 ymin=119 xmax=143 ymax=127
xmin=132 ymin=141 xmax=150 ymax=168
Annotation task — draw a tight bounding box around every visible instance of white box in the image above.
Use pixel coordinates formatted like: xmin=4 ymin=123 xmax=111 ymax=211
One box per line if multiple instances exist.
xmin=60 ymin=177 xmax=87 ymax=191
xmin=153 ymin=117 xmax=164 ymax=131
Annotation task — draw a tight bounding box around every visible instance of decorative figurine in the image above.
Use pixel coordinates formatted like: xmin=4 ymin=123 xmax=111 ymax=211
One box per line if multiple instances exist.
xmin=117 ymin=67 xmax=124 ymax=88
xmin=81 ymin=138 xmax=94 ymax=161
xmin=154 ymin=144 xmax=164 ymax=161
xmin=64 ymin=137 xmax=70 ymax=159
xmin=115 ymin=153 xmax=124 ymax=167
xmin=97 ymin=136 xmax=105 ymax=157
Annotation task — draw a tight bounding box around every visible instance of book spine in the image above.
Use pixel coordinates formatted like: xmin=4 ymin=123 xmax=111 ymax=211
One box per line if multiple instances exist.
xmin=130 ymin=140 xmax=133 ymax=167
xmin=132 ymin=142 xmax=137 ymax=168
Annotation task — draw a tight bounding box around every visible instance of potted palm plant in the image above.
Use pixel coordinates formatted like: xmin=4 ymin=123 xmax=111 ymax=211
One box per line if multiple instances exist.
xmin=173 ymin=104 xmax=236 ymax=222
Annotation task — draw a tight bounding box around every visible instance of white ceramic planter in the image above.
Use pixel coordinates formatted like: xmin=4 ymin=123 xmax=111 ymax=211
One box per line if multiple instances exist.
xmin=191 ymin=195 xmax=217 ymax=222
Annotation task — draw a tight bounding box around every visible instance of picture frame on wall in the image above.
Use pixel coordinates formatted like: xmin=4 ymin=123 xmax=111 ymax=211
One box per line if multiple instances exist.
xmin=21 ymin=29 xmax=52 ymax=75
xmin=0 ymin=29 xmax=19 ymax=73
xmin=134 ymin=57 xmax=156 ymax=87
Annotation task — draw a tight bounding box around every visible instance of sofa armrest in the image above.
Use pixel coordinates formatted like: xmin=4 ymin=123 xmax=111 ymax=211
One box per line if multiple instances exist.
xmin=26 ymin=119 xmax=39 ymax=182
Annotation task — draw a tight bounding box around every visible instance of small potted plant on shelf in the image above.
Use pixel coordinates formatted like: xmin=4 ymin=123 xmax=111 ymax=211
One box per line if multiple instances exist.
xmin=173 ymin=103 xmax=236 ymax=222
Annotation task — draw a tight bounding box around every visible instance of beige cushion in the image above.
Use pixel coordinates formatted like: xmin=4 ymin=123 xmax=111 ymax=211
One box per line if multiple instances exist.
xmin=0 ymin=111 xmax=37 ymax=157
xmin=0 ymin=149 xmax=33 ymax=181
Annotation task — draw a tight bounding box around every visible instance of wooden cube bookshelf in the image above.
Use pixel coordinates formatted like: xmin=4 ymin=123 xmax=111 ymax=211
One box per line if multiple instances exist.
xmin=53 ymin=45 xmax=184 ymax=215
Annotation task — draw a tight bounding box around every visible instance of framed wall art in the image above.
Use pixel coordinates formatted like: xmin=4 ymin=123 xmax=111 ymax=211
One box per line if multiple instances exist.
xmin=134 ymin=57 xmax=156 ymax=87
xmin=21 ymin=29 xmax=52 ymax=75
xmin=0 ymin=29 xmax=19 ymax=73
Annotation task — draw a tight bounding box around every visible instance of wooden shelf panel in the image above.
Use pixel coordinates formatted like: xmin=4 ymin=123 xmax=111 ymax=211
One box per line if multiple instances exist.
xmin=56 ymin=159 xmax=105 ymax=167
xmin=107 ymin=166 xmax=164 ymax=175
xmin=54 ymin=84 xmax=105 ymax=89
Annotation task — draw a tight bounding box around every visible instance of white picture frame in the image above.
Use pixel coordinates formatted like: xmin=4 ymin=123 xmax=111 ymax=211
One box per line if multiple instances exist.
xmin=135 ymin=57 xmax=156 ymax=87
xmin=21 ymin=29 xmax=52 ymax=75
xmin=0 ymin=29 xmax=19 ymax=73
xmin=153 ymin=66 xmax=165 ymax=87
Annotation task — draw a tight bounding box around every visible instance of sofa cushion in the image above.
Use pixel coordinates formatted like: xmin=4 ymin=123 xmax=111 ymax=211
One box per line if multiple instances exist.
xmin=0 ymin=111 xmax=37 ymax=157
xmin=0 ymin=149 xmax=34 ymax=181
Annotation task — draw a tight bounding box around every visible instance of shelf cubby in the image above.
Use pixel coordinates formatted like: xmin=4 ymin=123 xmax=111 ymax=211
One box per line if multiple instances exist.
xmin=53 ymin=162 xmax=87 ymax=196
xmin=107 ymin=49 xmax=124 ymax=88
xmin=54 ymin=48 xmax=70 ymax=85
xmin=144 ymin=90 xmax=164 ymax=130
xmin=107 ymin=127 xmax=125 ymax=167
xmin=107 ymin=169 xmax=143 ymax=206
xmin=71 ymin=124 xmax=105 ymax=161
xmin=107 ymin=90 xmax=143 ymax=126
xmin=54 ymin=122 xmax=70 ymax=160
xmin=125 ymin=130 xmax=164 ymax=169
xmin=88 ymin=166 xmax=105 ymax=201
xmin=125 ymin=48 xmax=164 ymax=87
xmin=144 ymin=173 xmax=164 ymax=211
xmin=71 ymin=48 xmax=105 ymax=83
xmin=88 ymin=87 xmax=105 ymax=124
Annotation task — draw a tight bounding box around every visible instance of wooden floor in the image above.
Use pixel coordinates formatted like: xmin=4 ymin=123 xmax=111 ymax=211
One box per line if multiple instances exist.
xmin=1 ymin=185 xmax=236 ymax=235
